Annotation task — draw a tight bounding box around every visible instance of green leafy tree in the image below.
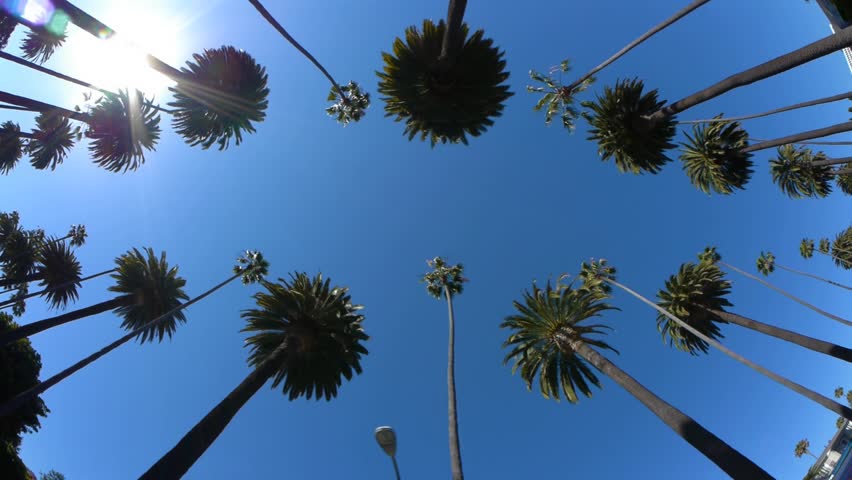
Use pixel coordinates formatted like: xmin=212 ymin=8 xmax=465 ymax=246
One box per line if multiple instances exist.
xmin=422 ymin=257 xmax=467 ymax=480
xmin=679 ymin=117 xmax=752 ymax=194
xmin=377 ymin=1 xmax=512 ymax=145
xmin=139 ymin=272 xmax=368 ymax=480
xmin=795 ymin=439 xmax=817 ymax=459
xmin=500 ymin=276 xmax=772 ymax=479
xmin=757 ymin=251 xmax=851 ymax=291
xmin=770 ymin=145 xmax=835 ymax=198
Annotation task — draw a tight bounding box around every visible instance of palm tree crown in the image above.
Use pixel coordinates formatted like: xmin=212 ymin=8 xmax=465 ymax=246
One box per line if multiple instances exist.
xmin=422 ymin=256 xmax=466 ymax=298
xmin=832 ymin=227 xmax=852 ymax=269
xmin=837 ymin=162 xmax=852 ymax=195
xmin=0 ymin=121 xmax=23 ymax=175
xmin=527 ymin=59 xmax=593 ymax=132
xmin=86 ymin=90 xmax=161 ymax=172
xmin=20 ymin=27 xmax=67 ymax=64
xmin=242 ymin=273 xmax=369 ymax=401
xmin=794 ymin=439 xmax=812 ymax=459
xmin=33 ymin=239 xmax=82 ymax=310
xmin=756 ymin=252 xmax=775 ymax=276
xmin=27 ymin=112 xmax=76 ymax=171
xmin=770 ymin=145 xmax=833 ymax=198
xmin=234 ymin=250 xmax=270 ymax=284
xmin=679 ymin=117 xmax=753 ymax=194
xmin=800 ymin=238 xmax=815 ymax=259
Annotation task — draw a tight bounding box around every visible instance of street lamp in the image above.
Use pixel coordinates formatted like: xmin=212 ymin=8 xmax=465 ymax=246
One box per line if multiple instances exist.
xmin=374 ymin=426 xmax=401 ymax=480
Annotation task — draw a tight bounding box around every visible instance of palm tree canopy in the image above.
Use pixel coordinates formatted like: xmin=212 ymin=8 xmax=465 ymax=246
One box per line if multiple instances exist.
xmin=0 ymin=121 xmax=23 ymax=175
xmin=837 ymin=162 xmax=852 ymax=195
xmin=20 ymin=27 xmax=67 ymax=65
xmin=169 ymin=46 xmax=269 ymax=150
xmin=377 ymin=20 xmax=512 ymax=146
xmin=819 ymin=238 xmax=831 ymax=255
xmin=421 ymin=257 xmax=466 ymax=299
xmin=34 ymin=239 xmax=82 ymax=310
xmin=756 ymin=251 xmax=776 ymax=276
xmin=527 ymin=59 xmax=593 ymax=132
xmin=794 ymin=438 xmax=811 ymax=458
xmin=582 ymin=78 xmax=676 ymax=174
xmin=832 ymin=227 xmax=852 ymax=269
xmin=233 ymin=250 xmax=269 ymax=284
xmin=656 ymin=261 xmax=732 ymax=355
xmin=67 ymin=224 xmax=87 ymax=247
xmin=800 ymin=238 xmax=815 ymax=259
xmin=770 ymin=145 xmax=833 ymax=198
xmin=325 ymin=81 xmax=371 ymax=126
xmin=27 ymin=112 xmax=76 ymax=171
xmin=0 ymin=13 xmax=16 ymax=50
xmin=679 ymin=117 xmax=753 ymax=194
xmin=0 ymin=226 xmax=42 ymax=284
xmin=241 ymin=272 xmax=369 ymax=401
xmin=501 ymin=278 xmax=617 ymax=402
xmin=109 ymin=248 xmax=188 ymax=343
xmin=836 ymin=387 xmax=845 ymax=399
xmin=86 ymin=90 xmax=161 ymax=173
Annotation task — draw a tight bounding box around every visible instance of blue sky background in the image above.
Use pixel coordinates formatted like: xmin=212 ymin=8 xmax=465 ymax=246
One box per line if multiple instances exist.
xmin=1 ymin=0 xmax=851 ymax=478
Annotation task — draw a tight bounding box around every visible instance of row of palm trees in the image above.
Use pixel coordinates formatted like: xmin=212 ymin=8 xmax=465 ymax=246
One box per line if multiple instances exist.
xmin=801 ymin=226 xmax=852 ymax=270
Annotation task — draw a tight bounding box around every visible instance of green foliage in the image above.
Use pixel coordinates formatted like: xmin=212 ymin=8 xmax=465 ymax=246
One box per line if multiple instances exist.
xmin=837 ymin=162 xmax=852 ymax=195
xmin=578 ymin=259 xmax=616 ymax=296
xmin=680 ymin=117 xmax=753 ymax=195
xmin=40 ymin=470 xmax=65 ymax=480
xmin=527 ymin=59 xmax=592 ymax=132
xmin=20 ymin=27 xmax=67 ymax=65
xmin=233 ymin=250 xmax=269 ymax=284
xmin=169 ymin=46 xmax=269 ymax=150
xmin=756 ymin=251 xmax=775 ymax=276
xmin=34 ymin=239 xmax=81 ymax=310
xmin=583 ymin=78 xmax=676 ymax=174
xmin=794 ymin=438 xmax=811 ymax=458
xmin=832 ymin=227 xmax=852 ymax=269
xmin=241 ymin=273 xmax=369 ymax=401
xmin=0 ymin=440 xmax=29 ymax=480
xmin=698 ymin=246 xmax=721 ymax=265
xmin=27 ymin=113 xmax=76 ymax=171
xmin=110 ymin=248 xmax=189 ymax=343
xmin=0 ymin=121 xmax=23 ymax=175
xmin=769 ymin=145 xmax=833 ymax=199
xmin=838 ymin=417 xmax=846 ymax=430
xmin=836 ymin=387 xmax=845 ymax=399
xmin=501 ymin=277 xmax=617 ymax=402
xmin=800 ymin=238 xmax=815 ymax=259
xmin=377 ymin=20 xmax=512 ymax=146
xmin=86 ymin=90 xmax=161 ymax=173
xmin=656 ymin=262 xmax=732 ymax=355
xmin=67 ymin=225 xmax=87 ymax=248
xmin=819 ymin=238 xmax=831 ymax=254
xmin=325 ymin=81 xmax=370 ymax=125
xmin=421 ymin=257 xmax=466 ymax=299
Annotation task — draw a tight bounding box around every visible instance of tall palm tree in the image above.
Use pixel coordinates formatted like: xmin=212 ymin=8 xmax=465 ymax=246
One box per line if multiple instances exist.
xmin=584 ymin=25 xmax=852 ymax=174
xmin=580 ymin=259 xmax=852 ymax=420
xmin=679 ymin=117 xmax=752 ymax=194
xmin=0 ymin=247 xmax=187 ymax=346
xmin=831 ymin=227 xmax=852 ymax=269
xmin=757 ymin=251 xmax=851 ymax=292
xmin=838 ymin=163 xmax=852 ymax=194
xmin=795 ymin=439 xmax=818 ymax=460
xmin=422 ymin=257 xmax=466 ymax=480
xmin=378 ymin=0 xmax=512 ymax=145
xmin=0 ymin=251 xmax=269 ymax=418
xmin=0 ymin=7 xmax=68 ymax=65
xmin=139 ymin=272 xmax=368 ymax=480
xmin=769 ymin=145 xmax=835 ymax=199
xmin=500 ymin=276 xmax=772 ymax=479
xmin=801 ymin=238 xmax=816 ymax=259
xmin=246 ymin=0 xmax=369 ymax=125
xmin=656 ymin=260 xmax=852 ymax=363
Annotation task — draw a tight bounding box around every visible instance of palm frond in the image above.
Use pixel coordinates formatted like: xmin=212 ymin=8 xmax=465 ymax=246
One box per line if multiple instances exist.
xmin=33 ymin=239 xmax=81 ymax=309
xmin=769 ymin=144 xmax=832 ymax=198
xmin=325 ymin=81 xmax=370 ymax=125
xmin=679 ymin=117 xmax=753 ymax=195
xmin=832 ymin=227 xmax=852 ymax=270
xmin=756 ymin=251 xmax=775 ymax=276
xmin=27 ymin=112 xmax=76 ymax=170
xmin=0 ymin=121 xmax=24 ymax=175
xmin=86 ymin=90 xmax=161 ymax=172
xmin=20 ymin=28 xmax=66 ymax=64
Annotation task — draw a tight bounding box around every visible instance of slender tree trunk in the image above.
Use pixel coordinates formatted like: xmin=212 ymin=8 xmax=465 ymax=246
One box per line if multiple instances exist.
xmin=0 ymin=295 xmax=133 ymax=346
xmin=138 ymin=341 xmax=289 ymax=480
xmin=0 ymin=268 xmax=117 ymax=310
xmin=567 ymin=0 xmax=710 ymax=92
xmin=0 ymin=91 xmax=88 ymax=122
xmin=741 ymin=121 xmax=852 ymax=154
xmin=812 ymin=157 xmax=852 ymax=167
xmin=606 ymin=277 xmax=852 ymax=419
xmin=0 ymin=271 xmax=42 ymax=290
xmin=705 ymin=308 xmax=852 ymax=362
xmin=572 ymin=342 xmax=772 ymax=479
xmin=648 ymin=26 xmax=852 ymax=122
xmin=773 ymin=263 xmax=852 ymax=291
xmin=440 ymin=0 xmax=468 ymax=64
xmin=718 ymin=260 xmax=852 ymax=327
xmin=752 ymin=139 xmax=852 ymax=146
xmin=0 ymin=272 xmax=242 ymax=418
xmin=679 ymin=90 xmax=852 ymax=124
xmin=445 ymin=286 xmax=464 ymax=480
xmin=391 ymin=457 xmax=401 ymax=480
xmin=836 ymin=168 xmax=852 ymax=175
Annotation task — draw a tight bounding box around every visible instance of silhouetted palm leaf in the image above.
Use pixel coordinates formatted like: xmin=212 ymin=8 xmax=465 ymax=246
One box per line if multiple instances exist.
xmin=0 ymin=13 xmax=16 ymax=50
xmin=679 ymin=117 xmax=752 ymax=194
xmin=527 ymin=59 xmax=592 ymax=132
xmin=832 ymin=227 xmax=852 ymax=270
xmin=837 ymin=162 xmax=852 ymax=195
xmin=169 ymin=46 xmax=269 ymax=150
xmin=242 ymin=272 xmax=368 ymax=401
xmin=770 ymin=144 xmax=833 ymax=198
xmin=34 ymin=239 xmax=81 ymax=309
xmin=377 ymin=20 xmax=512 ymax=146
xmin=582 ymin=78 xmax=676 ymax=174
xmin=20 ymin=28 xmax=66 ymax=64
xmin=800 ymin=238 xmax=815 ymax=259
xmin=86 ymin=90 xmax=161 ymax=172
xmin=27 ymin=112 xmax=75 ymax=170
xmin=0 ymin=121 xmax=23 ymax=174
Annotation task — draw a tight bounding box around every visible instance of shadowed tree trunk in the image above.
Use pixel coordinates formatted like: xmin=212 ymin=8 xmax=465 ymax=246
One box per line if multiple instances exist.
xmin=742 ymin=122 xmax=852 ymax=154
xmin=680 ymin=90 xmax=852 ymax=124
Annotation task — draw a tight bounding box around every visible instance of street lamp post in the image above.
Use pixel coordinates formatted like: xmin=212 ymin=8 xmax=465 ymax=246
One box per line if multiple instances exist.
xmin=374 ymin=426 xmax=401 ymax=480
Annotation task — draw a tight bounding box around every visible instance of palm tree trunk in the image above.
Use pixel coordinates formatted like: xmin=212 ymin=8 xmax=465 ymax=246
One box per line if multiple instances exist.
xmin=773 ymin=263 xmax=852 ymax=291
xmin=752 ymin=139 xmax=852 ymax=146
xmin=679 ymin=90 xmax=852 ymax=124
xmin=718 ymin=260 xmax=852 ymax=327
xmin=0 ymin=91 xmax=88 ymax=122
xmin=606 ymin=277 xmax=852 ymax=419
xmin=836 ymin=168 xmax=852 ymax=175
xmin=0 ymin=295 xmax=133 ymax=346
xmin=572 ymin=342 xmax=772 ymax=479
xmin=741 ymin=121 xmax=852 ymax=154
xmin=138 ymin=340 xmax=289 ymax=480
xmin=0 ymin=268 xmax=116 ymax=310
xmin=567 ymin=0 xmax=710 ymax=92
xmin=648 ymin=25 xmax=852 ymax=122
xmin=812 ymin=157 xmax=852 ymax=167
xmin=705 ymin=308 xmax=852 ymax=363
xmin=0 ymin=271 xmax=43 ymax=289
xmin=0 ymin=272 xmax=242 ymax=418
xmin=440 ymin=0 xmax=468 ymax=65
xmin=445 ymin=286 xmax=464 ymax=480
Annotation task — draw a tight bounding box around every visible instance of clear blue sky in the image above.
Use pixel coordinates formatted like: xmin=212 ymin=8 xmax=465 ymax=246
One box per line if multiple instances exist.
xmin=1 ymin=0 xmax=851 ymax=478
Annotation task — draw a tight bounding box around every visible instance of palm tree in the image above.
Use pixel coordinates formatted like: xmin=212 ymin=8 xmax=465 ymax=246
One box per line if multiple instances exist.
xmin=377 ymin=0 xmax=512 ymax=146
xmin=0 ymin=239 xmax=82 ymax=314
xmin=838 ymin=163 xmax=852 ymax=194
xmin=795 ymin=439 xmax=818 ymax=460
xmin=139 ymin=271 xmax=368 ymax=480
xmin=836 ymin=387 xmax=845 ymax=399
xmin=700 ymin=247 xmax=851 ymax=327
xmin=246 ymin=0 xmax=369 ymax=125
xmin=584 ymin=25 xmax=852 ymax=174
xmin=656 ymin=260 xmax=852 ymax=363
xmin=580 ymin=259 xmax=852 ymax=420
xmin=679 ymin=117 xmax=752 ymax=194
xmin=0 ymin=247 xmax=187 ymax=346
xmin=0 ymin=7 xmax=68 ymax=65
xmin=422 ymin=257 xmax=466 ymax=480
xmin=769 ymin=145 xmax=836 ymax=199
xmin=0 ymin=250 xmax=269 ymax=418
xmin=500 ymin=276 xmax=772 ymax=478
xmin=830 ymin=227 xmax=852 ymax=269
xmin=801 ymin=238 xmax=816 ymax=259
xmin=757 ymin=251 xmax=851 ymax=292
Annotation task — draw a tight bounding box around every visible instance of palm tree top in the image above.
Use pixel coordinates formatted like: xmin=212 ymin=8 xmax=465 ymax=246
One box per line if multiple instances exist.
xmin=421 ymin=257 xmax=466 ymax=299
xmin=527 ymin=59 xmax=593 ymax=132
xmin=325 ymin=81 xmax=370 ymax=126
xmin=770 ymin=145 xmax=833 ymax=199
xmin=794 ymin=439 xmax=811 ymax=458
xmin=233 ymin=250 xmax=269 ymax=285
xmin=819 ymin=238 xmax=831 ymax=254
xmin=697 ymin=246 xmax=721 ymax=265
xmin=27 ymin=112 xmax=77 ymax=171
xmin=679 ymin=117 xmax=753 ymax=195
xmin=35 ymin=238 xmax=82 ymax=310
xmin=86 ymin=89 xmax=161 ymax=173
xmin=241 ymin=272 xmax=369 ymax=401
xmin=67 ymin=224 xmax=87 ymax=247
xmin=501 ymin=277 xmax=618 ymax=402
xmin=0 ymin=121 xmax=24 ymax=175
xmin=756 ymin=252 xmax=776 ymax=276
xmin=800 ymin=238 xmax=815 ymax=259
xmin=578 ymin=258 xmax=616 ymax=295
xmin=835 ymin=387 xmax=845 ymax=399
